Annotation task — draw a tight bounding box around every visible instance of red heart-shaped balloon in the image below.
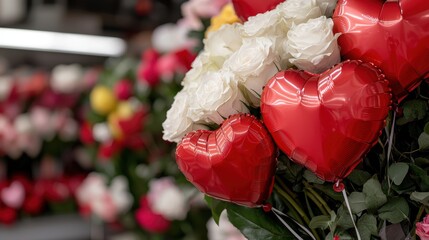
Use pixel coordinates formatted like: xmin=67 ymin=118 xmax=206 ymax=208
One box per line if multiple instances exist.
xmin=231 ymin=0 xmax=284 ymax=22
xmin=176 ymin=114 xmax=277 ymax=207
xmin=261 ymin=60 xmax=391 ymax=182
xmin=333 ymin=0 xmax=429 ymax=102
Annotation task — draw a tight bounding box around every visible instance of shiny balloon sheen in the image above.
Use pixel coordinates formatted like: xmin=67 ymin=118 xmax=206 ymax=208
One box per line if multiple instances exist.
xmin=261 ymin=60 xmax=392 ymax=182
xmin=333 ymin=0 xmax=429 ymax=102
xmin=231 ymin=0 xmax=284 ymax=22
xmin=175 ymin=114 xmax=277 ymax=207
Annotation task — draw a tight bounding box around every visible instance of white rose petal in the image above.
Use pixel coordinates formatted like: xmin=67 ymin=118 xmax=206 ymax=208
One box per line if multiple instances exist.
xmin=277 ymin=0 xmax=322 ymax=28
xmin=51 ymin=64 xmax=84 ymax=94
xmin=162 ymin=91 xmax=194 ymax=143
xmin=204 ymin=24 xmax=243 ymax=68
xmin=225 ymin=37 xmax=279 ymax=102
xmin=316 ymin=0 xmax=338 ymax=17
xmin=187 ymin=70 xmax=249 ymax=124
xmin=207 ymin=211 xmax=247 ymax=240
xmin=286 ymin=16 xmax=341 ymax=73
xmin=93 ymin=123 xmax=112 ymax=143
xmin=243 ymin=9 xmax=282 ymax=37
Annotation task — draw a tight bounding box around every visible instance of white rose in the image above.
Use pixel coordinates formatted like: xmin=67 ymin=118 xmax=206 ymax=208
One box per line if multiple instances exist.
xmin=316 ymin=0 xmax=338 ymax=17
xmin=187 ymin=70 xmax=249 ymax=124
xmin=224 ymin=37 xmax=279 ymax=103
xmin=93 ymin=123 xmax=112 ymax=143
xmin=182 ymin=52 xmax=218 ymax=89
xmin=277 ymin=0 xmax=322 ymax=28
xmin=285 ymin=16 xmax=340 ymax=73
xmin=0 ymin=76 xmax=12 ymax=101
xmin=204 ymin=24 xmax=243 ymax=68
xmin=51 ymin=64 xmax=84 ymax=93
xmin=243 ymin=8 xmax=282 ymax=37
xmin=162 ymin=91 xmax=195 ymax=143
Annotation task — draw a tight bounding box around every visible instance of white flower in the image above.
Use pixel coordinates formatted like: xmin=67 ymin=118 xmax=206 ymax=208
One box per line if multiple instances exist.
xmin=148 ymin=178 xmax=189 ymax=221
xmin=316 ymin=0 xmax=338 ymax=17
xmin=152 ymin=23 xmax=193 ymax=53
xmin=277 ymin=0 xmax=322 ymax=28
xmin=14 ymin=114 xmax=33 ymax=134
xmin=204 ymin=24 xmax=243 ymax=69
xmin=0 ymin=76 xmax=12 ymax=101
xmin=243 ymin=8 xmax=282 ymax=37
xmin=207 ymin=211 xmax=247 ymax=240
xmin=187 ymin=70 xmax=249 ymax=124
xmin=29 ymin=107 xmax=55 ymax=140
xmin=93 ymin=123 xmax=112 ymax=143
xmin=51 ymin=64 xmax=84 ymax=93
xmin=285 ymin=16 xmax=340 ymax=73
xmin=162 ymin=91 xmax=194 ymax=143
xmin=109 ymin=176 xmax=133 ymax=213
xmin=224 ymin=37 xmax=279 ymax=102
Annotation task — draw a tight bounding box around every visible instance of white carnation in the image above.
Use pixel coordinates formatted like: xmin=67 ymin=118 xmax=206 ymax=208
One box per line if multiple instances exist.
xmin=286 ymin=16 xmax=340 ymax=73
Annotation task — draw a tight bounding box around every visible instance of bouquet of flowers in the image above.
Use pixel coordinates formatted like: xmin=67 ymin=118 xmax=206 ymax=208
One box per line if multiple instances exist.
xmin=163 ymin=0 xmax=429 ymax=239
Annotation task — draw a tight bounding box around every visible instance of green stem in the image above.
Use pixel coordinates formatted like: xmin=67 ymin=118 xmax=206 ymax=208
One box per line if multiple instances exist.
xmin=305 ymin=189 xmax=329 ymax=216
xmin=304 ymin=182 xmax=332 ymax=214
xmin=274 ymin=185 xmax=310 ymax=224
xmin=275 ymin=176 xmax=298 ymax=199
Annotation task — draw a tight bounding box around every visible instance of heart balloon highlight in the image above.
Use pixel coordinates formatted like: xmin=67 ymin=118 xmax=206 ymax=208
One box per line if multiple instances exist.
xmin=333 ymin=0 xmax=429 ymax=102
xmin=231 ymin=0 xmax=284 ymax=22
xmin=175 ymin=114 xmax=277 ymax=207
xmin=261 ymin=60 xmax=391 ymax=182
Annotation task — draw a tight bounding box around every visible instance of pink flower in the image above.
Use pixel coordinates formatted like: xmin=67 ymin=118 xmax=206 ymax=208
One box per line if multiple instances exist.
xmin=417 ymin=214 xmax=429 ymax=240
xmin=181 ymin=0 xmax=229 ymax=30
xmin=114 ymin=79 xmax=133 ymax=100
xmin=135 ymin=197 xmax=171 ymax=233
xmin=138 ymin=49 xmax=161 ymax=87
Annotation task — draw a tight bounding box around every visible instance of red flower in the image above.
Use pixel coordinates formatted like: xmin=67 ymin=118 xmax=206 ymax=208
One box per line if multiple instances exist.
xmin=22 ymin=193 xmax=44 ymax=215
xmin=98 ymin=140 xmax=123 ymax=160
xmin=174 ymin=49 xmax=196 ymax=70
xmin=80 ymin=121 xmax=95 ymax=145
xmin=135 ymin=197 xmax=170 ymax=233
xmin=114 ymin=79 xmax=133 ymax=100
xmin=138 ymin=49 xmax=161 ymax=87
xmin=0 ymin=207 xmax=17 ymax=225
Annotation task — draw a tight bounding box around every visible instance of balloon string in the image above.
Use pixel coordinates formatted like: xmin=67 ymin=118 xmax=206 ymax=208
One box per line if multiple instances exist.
xmin=271 ymin=207 xmax=316 ymax=240
xmin=341 ymin=188 xmax=361 ymax=240
xmin=386 ymin=110 xmax=397 ymax=191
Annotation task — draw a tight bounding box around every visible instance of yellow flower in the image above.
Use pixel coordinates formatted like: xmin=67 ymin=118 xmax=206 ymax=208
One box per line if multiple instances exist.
xmin=90 ymin=85 xmax=118 ymax=116
xmin=107 ymin=101 xmax=134 ymax=139
xmin=207 ymin=4 xmax=241 ymax=34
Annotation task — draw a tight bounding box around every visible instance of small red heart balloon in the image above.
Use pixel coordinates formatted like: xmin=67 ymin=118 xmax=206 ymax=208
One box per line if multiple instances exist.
xmin=231 ymin=0 xmax=285 ymax=22
xmin=333 ymin=0 xmax=429 ymax=102
xmin=261 ymin=60 xmax=391 ymax=182
xmin=176 ymin=114 xmax=277 ymax=207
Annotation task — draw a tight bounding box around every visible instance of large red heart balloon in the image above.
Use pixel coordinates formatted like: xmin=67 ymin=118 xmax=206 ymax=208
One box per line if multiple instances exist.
xmin=175 ymin=114 xmax=277 ymax=207
xmin=231 ymin=0 xmax=284 ymax=22
xmin=261 ymin=60 xmax=391 ymax=182
xmin=333 ymin=0 xmax=429 ymax=102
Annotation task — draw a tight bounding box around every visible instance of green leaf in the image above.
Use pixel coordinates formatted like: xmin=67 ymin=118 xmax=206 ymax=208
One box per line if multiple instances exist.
xmin=347 ymin=170 xmax=371 ymax=186
xmin=418 ymin=132 xmax=429 ymax=149
xmin=424 ymin=122 xmax=429 ymax=134
xmin=204 ymin=196 xmax=227 ymax=225
xmin=304 ymin=170 xmax=325 ymax=184
xmin=388 ymin=163 xmax=409 ymax=185
xmin=336 ymin=206 xmax=355 ymax=230
xmin=226 ymin=204 xmax=294 ymax=240
xmin=402 ymin=99 xmax=428 ymax=121
xmin=357 ymin=214 xmax=377 ymax=240
xmin=309 ymin=215 xmax=331 ymax=230
xmin=363 ymin=178 xmax=387 ymax=210
xmin=378 ymin=197 xmax=409 ymax=224
xmin=348 ymin=192 xmax=367 ymax=214
xmin=410 ymin=192 xmax=429 ymax=206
